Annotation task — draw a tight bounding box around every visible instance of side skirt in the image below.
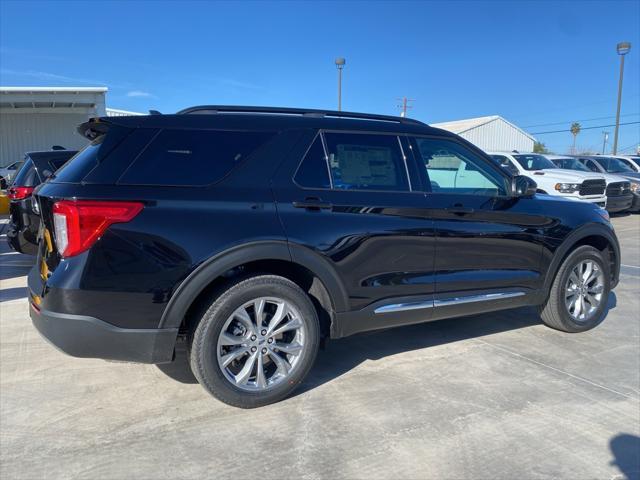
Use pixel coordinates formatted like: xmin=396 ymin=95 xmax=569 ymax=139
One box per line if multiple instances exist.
xmin=332 ymin=288 xmax=540 ymax=338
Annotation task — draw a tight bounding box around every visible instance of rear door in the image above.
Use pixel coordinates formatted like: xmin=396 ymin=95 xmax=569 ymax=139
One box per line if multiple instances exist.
xmin=408 ymin=136 xmax=546 ymax=309
xmin=273 ymin=130 xmax=436 ymax=334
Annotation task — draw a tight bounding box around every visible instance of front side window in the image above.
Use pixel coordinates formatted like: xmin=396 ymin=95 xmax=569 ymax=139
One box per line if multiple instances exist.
xmin=413 ymin=138 xmax=507 ymax=195
xmin=512 ymin=154 xmax=557 ymax=171
xmin=323 ymin=133 xmax=409 ymax=191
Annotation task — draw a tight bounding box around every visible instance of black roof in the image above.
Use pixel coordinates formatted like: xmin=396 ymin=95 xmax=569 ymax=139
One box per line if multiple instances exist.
xmin=82 ymin=105 xmax=451 ymax=139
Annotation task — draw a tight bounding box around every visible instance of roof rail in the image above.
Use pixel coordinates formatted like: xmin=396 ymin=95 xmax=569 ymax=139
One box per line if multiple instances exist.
xmin=175 ymin=105 xmax=426 ymax=126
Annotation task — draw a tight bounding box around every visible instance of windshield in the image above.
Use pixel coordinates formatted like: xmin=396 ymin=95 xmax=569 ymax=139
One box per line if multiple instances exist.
xmin=513 ymin=154 xmax=557 ymax=171
xmin=552 ymin=157 xmax=591 ymax=172
xmin=594 ymin=157 xmax=634 ymax=173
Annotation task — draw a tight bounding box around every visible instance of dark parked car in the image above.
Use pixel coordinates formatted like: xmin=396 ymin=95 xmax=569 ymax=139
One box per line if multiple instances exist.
xmin=573 ymin=155 xmax=640 ymax=212
xmin=30 ymin=107 xmax=620 ymax=408
xmin=7 ymin=150 xmax=77 ymax=254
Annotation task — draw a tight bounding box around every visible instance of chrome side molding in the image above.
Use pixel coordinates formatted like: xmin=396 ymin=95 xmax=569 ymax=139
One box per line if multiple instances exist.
xmin=374 ymin=291 xmax=525 ymax=314
xmin=374 ymin=300 xmax=434 ymax=314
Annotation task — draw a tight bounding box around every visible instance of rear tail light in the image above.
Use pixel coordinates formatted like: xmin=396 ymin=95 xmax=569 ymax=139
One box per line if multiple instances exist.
xmin=52 ymin=200 xmax=144 ymax=258
xmin=7 ymin=186 xmax=35 ymax=200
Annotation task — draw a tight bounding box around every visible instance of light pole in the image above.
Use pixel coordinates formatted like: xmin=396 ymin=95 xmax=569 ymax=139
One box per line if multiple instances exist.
xmin=613 ymin=42 xmax=631 ymax=155
xmin=602 ymin=131 xmax=609 ymax=154
xmin=335 ymin=57 xmax=345 ymax=111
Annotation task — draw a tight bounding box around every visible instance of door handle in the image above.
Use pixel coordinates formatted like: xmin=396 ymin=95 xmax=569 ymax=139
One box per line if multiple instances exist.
xmin=446 ymin=205 xmax=474 ymax=215
xmin=293 ymin=198 xmax=333 ymax=210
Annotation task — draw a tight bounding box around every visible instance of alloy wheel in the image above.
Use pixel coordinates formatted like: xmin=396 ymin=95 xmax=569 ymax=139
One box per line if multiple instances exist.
xmin=565 ymin=259 xmax=605 ymax=322
xmin=216 ymin=297 xmax=307 ymax=391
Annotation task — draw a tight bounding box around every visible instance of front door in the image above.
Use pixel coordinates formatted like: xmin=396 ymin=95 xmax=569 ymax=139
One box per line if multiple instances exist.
xmin=408 ymin=136 xmax=547 ymax=314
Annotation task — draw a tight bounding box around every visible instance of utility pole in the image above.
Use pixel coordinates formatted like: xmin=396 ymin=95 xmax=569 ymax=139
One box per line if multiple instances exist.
xmin=601 ymin=131 xmax=609 ymax=154
xmin=396 ymin=97 xmax=414 ymax=117
xmin=613 ymin=42 xmax=631 ymax=154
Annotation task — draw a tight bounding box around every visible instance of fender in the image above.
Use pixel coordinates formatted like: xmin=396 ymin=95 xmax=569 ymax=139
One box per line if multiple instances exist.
xmin=542 ymin=222 xmax=620 ymax=294
xmin=159 ymin=240 xmax=349 ymax=329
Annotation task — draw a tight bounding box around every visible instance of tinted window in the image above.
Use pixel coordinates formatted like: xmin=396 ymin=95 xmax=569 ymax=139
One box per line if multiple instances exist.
xmin=490 ymin=155 xmax=519 ymax=175
xmin=414 ymin=138 xmax=507 ymax=195
xmin=294 ymin=135 xmax=331 ymax=188
xmin=512 ymin=154 xmax=556 ymax=171
xmin=593 ymin=157 xmax=634 ymax=173
xmin=553 ymin=158 xmax=590 ymax=172
xmin=582 ymin=159 xmax=601 ymax=172
xmin=120 ymin=129 xmax=275 ymax=186
xmin=11 ymin=159 xmax=39 ymax=187
xmin=323 ymin=133 xmax=409 ymax=191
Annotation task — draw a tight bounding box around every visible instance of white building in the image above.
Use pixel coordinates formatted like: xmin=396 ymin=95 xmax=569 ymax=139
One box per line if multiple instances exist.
xmin=0 ymin=87 xmax=108 ymax=166
xmin=431 ymin=115 xmax=536 ymax=153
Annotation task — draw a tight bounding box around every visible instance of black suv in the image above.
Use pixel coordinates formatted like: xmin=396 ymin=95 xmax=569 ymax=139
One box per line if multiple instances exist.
xmin=7 ymin=149 xmax=77 ymax=254
xmin=30 ymin=106 xmax=620 ymax=408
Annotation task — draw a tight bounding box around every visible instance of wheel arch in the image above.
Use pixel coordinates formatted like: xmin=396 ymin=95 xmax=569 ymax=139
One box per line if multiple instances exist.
xmin=158 ymin=241 xmax=349 ymax=333
xmin=543 ymin=223 xmax=620 ymax=295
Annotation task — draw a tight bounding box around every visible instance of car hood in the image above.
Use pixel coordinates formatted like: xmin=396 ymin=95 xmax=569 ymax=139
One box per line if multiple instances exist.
xmin=612 ymin=172 xmax=640 ymax=182
xmin=529 ymin=169 xmax=605 ymax=182
xmin=598 ymin=172 xmax=637 ymax=184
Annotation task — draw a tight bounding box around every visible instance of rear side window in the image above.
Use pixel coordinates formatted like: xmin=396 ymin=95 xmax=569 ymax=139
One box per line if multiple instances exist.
xmin=294 ymin=135 xmax=331 ymax=188
xmin=12 ymin=158 xmax=39 ymax=186
xmin=120 ymin=129 xmax=275 ymax=186
xmin=324 ymin=132 xmax=409 ymax=191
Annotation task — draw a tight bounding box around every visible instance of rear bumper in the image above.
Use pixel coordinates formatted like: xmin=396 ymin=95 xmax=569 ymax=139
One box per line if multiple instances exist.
xmin=28 ymin=267 xmax=177 ymax=364
xmin=606 ymin=194 xmax=633 ymax=213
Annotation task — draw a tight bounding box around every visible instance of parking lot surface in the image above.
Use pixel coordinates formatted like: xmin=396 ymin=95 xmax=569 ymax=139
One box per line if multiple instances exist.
xmin=1 ymin=214 xmax=639 ymax=480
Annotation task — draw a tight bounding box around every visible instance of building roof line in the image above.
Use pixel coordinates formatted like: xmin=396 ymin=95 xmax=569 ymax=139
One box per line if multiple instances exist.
xmin=0 ymin=86 xmax=108 ymax=93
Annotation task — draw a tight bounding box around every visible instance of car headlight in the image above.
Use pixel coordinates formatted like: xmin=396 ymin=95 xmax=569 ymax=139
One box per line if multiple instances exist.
xmin=554 ymin=183 xmax=580 ymax=193
xmin=631 ymin=182 xmax=639 ymax=193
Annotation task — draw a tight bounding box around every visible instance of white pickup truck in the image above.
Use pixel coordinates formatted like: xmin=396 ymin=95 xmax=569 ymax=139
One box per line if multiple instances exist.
xmin=487 ymin=152 xmax=607 ymax=208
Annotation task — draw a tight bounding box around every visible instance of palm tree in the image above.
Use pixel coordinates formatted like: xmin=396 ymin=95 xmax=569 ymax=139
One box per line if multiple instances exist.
xmin=570 ymin=122 xmax=581 ymax=154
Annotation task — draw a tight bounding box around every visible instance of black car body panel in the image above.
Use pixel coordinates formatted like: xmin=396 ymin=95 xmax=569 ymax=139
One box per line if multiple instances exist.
xmin=7 ymin=150 xmax=77 ymax=254
xmin=29 ymin=108 xmax=621 ymax=364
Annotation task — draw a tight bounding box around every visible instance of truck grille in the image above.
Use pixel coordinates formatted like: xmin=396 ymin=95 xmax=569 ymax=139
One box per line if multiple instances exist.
xmin=579 ymin=179 xmax=606 ymax=196
xmin=606 ymin=182 xmax=631 ymax=196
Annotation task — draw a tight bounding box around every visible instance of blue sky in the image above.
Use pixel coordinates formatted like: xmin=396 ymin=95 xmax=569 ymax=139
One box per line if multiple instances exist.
xmin=1 ymin=0 xmax=638 ymax=154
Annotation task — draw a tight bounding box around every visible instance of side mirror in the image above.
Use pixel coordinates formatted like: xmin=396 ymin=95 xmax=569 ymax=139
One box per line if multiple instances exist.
xmin=512 ymin=175 xmax=537 ymax=197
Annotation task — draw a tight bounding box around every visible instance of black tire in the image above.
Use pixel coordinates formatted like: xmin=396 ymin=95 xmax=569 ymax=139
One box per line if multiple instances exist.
xmin=540 ymin=245 xmax=611 ymax=332
xmin=189 ymin=274 xmax=320 ymax=408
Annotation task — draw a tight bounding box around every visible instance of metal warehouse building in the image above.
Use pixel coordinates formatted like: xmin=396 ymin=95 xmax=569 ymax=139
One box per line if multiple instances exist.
xmin=0 ymin=87 xmax=107 ymax=167
xmin=431 ymin=115 xmax=536 ymax=153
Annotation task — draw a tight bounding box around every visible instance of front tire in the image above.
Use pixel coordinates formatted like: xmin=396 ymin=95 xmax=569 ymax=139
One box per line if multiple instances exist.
xmin=190 ymin=275 xmax=320 ymax=408
xmin=540 ymin=245 xmax=611 ymax=332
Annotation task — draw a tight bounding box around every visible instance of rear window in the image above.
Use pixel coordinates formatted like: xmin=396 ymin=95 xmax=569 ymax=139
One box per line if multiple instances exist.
xmin=119 ymin=129 xmax=276 ymax=186
xmin=11 ymin=158 xmax=39 ymax=187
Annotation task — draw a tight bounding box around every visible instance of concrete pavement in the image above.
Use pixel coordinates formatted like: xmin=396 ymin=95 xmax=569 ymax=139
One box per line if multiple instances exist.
xmin=1 ymin=214 xmax=639 ymax=479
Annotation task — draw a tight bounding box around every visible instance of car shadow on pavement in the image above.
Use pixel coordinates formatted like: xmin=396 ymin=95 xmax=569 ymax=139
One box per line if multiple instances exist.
xmin=156 ymin=294 xmax=618 ymax=391
xmin=609 ymin=434 xmax=640 ymax=480
xmin=157 ymin=306 xmax=543 ymax=387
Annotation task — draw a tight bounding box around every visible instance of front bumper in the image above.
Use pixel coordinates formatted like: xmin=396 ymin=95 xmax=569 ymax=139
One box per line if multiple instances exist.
xmin=28 ymin=267 xmax=177 ymax=364
xmin=628 ymin=192 xmax=640 ymax=212
xmin=606 ymin=193 xmax=633 ymax=213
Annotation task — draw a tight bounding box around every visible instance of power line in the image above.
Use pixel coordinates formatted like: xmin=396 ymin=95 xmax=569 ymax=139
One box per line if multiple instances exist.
xmin=532 ymin=121 xmax=640 ymax=135
xmin=522 ymin=112 xmax=639 ymax=128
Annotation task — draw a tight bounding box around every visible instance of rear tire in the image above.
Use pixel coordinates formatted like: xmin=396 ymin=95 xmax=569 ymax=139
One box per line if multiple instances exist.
xmin=540 ymin=245 xmax=611 ymax=332
xmin=190 ymin=275 xmax=320 ymax=408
